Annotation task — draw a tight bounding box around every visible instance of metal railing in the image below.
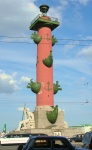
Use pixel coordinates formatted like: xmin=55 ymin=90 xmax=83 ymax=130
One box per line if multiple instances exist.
xmin=30 ymin=14 xmax=59 ymax=25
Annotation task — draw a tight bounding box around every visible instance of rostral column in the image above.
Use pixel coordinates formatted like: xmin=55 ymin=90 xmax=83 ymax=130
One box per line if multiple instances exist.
xmin=28 ymin=4 xmax=61 ymax=107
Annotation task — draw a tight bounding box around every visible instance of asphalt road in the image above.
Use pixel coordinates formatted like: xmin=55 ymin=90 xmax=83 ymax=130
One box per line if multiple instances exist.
xmin=0 ymin=142 xmax=82 ymax=150
xmin=0 ymin=145 xmax=18 ymax=150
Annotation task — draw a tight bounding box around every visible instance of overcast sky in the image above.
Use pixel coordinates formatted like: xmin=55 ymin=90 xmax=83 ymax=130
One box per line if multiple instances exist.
xmin=0 ymin=0 xmax=92 ymax=132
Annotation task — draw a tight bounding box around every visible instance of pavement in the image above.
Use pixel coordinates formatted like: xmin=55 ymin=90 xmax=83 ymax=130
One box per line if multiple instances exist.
xmin=0 ymin=142 xmax=82 ymax=150
xmin=0 ymin=145 xmax=18 ymax=150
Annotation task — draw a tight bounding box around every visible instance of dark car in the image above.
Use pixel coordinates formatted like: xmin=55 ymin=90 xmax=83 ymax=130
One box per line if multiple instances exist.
xmin=22 ymin=135 xmax=87 ymax=150
xmin=82 ymin=131 xmax=92 ymax=149
xmin=69 ymin=134 xmax=84 ymax=142
xmin=17 ymin=134 xmax=48 ymax=150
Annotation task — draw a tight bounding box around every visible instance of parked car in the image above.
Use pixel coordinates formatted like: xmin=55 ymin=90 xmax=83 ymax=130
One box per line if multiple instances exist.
xmin=0 ymin=133 xmax=30 ymax=146
xmin=0 ymin=132 xmax=47 ymax=146
xmin=22 ymin=135 xmax=87 ymax=150
xmin=68 ymin=134 xmax=84 ymax=142
xmin=82 ymin=131 xmax=92 ymax=149
xmin=17 ymin=134 xmax=48 ymax=150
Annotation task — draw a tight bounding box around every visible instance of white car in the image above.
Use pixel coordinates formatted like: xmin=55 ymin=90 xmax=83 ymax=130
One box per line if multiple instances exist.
xmin=0 ymin=133 xmax=30 ymax=145
xmin=0 ymin=133 xmax=47 ymax=146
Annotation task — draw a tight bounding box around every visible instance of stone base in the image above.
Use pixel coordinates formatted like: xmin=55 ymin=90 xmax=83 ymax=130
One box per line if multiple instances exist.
xmin=15 ymin=106 xmax=86 ymax=138
xmin=34 ymin=106 xmax=65 ymax=129
xmin=14 ymin=127 xmax=84 ymax=138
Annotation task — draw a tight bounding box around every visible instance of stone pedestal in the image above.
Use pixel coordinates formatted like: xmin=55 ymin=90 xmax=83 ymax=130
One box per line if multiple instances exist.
xmin=34 ymin=106 xmax=65 ymax=128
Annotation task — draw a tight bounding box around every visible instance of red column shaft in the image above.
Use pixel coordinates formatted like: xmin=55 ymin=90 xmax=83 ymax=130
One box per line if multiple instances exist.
xmin=36 ymin=27 xmax=54 ymax=106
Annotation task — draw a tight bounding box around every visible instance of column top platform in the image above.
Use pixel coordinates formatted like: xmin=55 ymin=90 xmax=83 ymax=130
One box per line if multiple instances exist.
xmin=29 ymin=14 xmax=60 ymax=31
xmin=29 ymin=4 xmax=60 ymax=31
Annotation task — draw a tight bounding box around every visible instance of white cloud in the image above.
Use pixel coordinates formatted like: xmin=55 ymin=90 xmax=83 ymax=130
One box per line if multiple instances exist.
xmin=77 ymin=46 xmax=92 ymax=60
xmin=77 ymin=0 xmax=90 ymax=5
xmin=0 ymin=0 xmax=66 ymax=37
xmin=59 ymin=0 xmax=90 ymax=6
xmin=18 ymin=107 xmax=24 ymax=111
xmin=0 ymin=0 xmax=39 ymax=36
xmin=83 ymin=36 xmax=92 ymax=40
xmin=77 ymin=77 xmax=87 ymax=85
xmin=0 ymin=71 xmax=19 ymax=94
xmin=0 ymin=48 xmax=36 ymax=64
xmin=0 ymin=0 xmax=90 ymax=37
xmin=12 ymin=72 xmax=18 ymax=77
xmin=49 ymin=0 xmax=69 ymax=22
xmin=49 ymin=6 xmax=62 ymax=22
xmin=64 ymin=41 xmax=79 ymax=52
xmin=54 ymin=58 xmax=92 ymax=75
xmin=20 ymin=76 xmax=30 ymax=83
